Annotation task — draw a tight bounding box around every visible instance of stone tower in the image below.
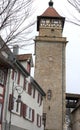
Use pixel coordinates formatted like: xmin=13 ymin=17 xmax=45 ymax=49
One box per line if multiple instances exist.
xmin=34 ymin=1 xmax=67 ymax=130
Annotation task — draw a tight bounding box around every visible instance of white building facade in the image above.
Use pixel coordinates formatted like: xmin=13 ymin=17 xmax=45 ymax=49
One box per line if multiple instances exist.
xmin=0 ymin=37 xmax=46 ymax=130
xmin=3 ymin=70 xmax=45 ymax=130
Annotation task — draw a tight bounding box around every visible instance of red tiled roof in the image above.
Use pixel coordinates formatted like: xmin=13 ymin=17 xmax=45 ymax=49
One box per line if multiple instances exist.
xmin=41 ymin=7 xmax=61 ymax=17
xmin=16 ymin=54 xmax=32 ymax=61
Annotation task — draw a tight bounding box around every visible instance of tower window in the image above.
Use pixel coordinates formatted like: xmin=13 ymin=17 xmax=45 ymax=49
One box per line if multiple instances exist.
xmin=54 ymin=20 xmax=58 ymax=24
xmin=46 ymin=19 xmax=50 ymax=26
xmin=46 ymin=19 xmax=50 ymax=24
xmin=51 ymin=19 xmax=54 ymax=24
xmin=41 ymin=19 xmax=46 ymax=24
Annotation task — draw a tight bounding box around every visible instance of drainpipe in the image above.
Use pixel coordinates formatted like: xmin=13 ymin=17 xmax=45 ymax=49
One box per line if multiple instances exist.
xmin=2 ymin=69 xmax=11 ymax=130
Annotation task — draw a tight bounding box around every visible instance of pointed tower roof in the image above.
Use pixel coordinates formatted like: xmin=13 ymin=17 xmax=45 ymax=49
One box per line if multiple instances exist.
xmin=41 ymin=7 xmax=61 ymax=17
xmin=37 ymin=0 xmax=65 ymax=31
xmin=41 ymin=0 xmax=61 ymax=18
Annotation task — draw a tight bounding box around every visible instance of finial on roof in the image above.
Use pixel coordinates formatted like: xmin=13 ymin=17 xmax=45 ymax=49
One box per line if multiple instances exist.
xmin=49 ymin=0 xmax=53 ymax=7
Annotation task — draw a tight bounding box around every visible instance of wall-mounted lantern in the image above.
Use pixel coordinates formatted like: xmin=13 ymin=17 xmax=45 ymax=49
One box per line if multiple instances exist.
xmin=16 ymin=94 xmax=21 ymax=103
xmin=47 ymin=89 xmax=52 ymax=100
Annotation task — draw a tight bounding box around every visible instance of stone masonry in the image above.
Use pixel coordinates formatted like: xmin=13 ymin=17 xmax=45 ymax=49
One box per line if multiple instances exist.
xmin=34 ymin=1 xmax=67 ymax=130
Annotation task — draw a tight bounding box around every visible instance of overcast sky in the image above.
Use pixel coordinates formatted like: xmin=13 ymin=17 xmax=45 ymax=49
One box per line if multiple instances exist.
xmin=20 ymin=0 xmax=80 ymax=94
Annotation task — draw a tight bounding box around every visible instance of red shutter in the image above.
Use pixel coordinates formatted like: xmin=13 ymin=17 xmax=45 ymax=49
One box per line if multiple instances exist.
xmin=37 ymin=93 xmax=39 ymax=103
xmin=20 ymin=101 xmax=23 ymax=116
xmin=33 ymin=88 xmax=35 ymax=98
xmin=12 ymin=70 xmax=14 ymax=80
xmin=27 ymin=63 xmax=30 ymax=73
xmin=4 ymin=72 xmax=7 ymax=86
xmin=28 ymin=83 xmax=32 ymax=95
xmin=8 ymin=94 xmax=14 ymax=111
xmin=23 ymin=77 xmax=26 ymax=90
xmin=40 ymin=96 xmax=43 ymax=106
xmin=32 ymin=109 xmax=34 ymax=122
xmin=23 ymin=103 xmax=27 ymax=118
xmin=17 ymin=71 xmax=20 ymax=85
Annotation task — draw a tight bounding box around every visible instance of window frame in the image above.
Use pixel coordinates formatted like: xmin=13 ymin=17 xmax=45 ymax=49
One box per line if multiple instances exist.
xmin=37 ymin=114 xmax=41 ymax=127
xmin=8 ymin=94 xmax=22 ymax=116
xmin=23 ymin=104 xmax=34 ymax=122
xmin=12 ymin=97 xmax=21 ymax=115
xmin=26 ymin=106 xmax=34 ymax=122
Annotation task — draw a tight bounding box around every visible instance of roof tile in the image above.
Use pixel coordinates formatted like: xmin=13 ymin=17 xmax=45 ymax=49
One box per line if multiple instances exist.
xmin=16 ymin=54 xmax=32 ymax=61
xmin=41 ymin=7 xmax=61 ymax=17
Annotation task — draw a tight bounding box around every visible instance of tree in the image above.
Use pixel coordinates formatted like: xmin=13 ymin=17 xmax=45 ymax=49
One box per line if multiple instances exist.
xmin=67 ymin=0 xmax=80 ymax=26
xmin=0 ymin=0 xmax=37 ymax=49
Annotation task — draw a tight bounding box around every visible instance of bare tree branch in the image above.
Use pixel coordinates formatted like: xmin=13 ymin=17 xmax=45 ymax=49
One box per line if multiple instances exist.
xmin=67 ymin=0 xmax=80 ymax=25
xmin=67 ymin=0 xmax=80 ymax=12
xmin=0 ymin=0 xmax=37 ymax=50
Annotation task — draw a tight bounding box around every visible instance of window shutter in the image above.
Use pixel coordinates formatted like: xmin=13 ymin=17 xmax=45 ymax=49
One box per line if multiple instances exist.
xmin=17 ymin=71 xmax=20 ymax=84
xmin=27 ymin=63 xmax=30 ymax=73
xmin=37 ymin=93 xmax=39 ymax=103
xmin=3 ymin=72 xmax=6 ymax=86
xmin=33 ymin=88 xmax=35 ymax=98
xmin=28 ymin=83 xmax=32 ymax=95
xmin=23 ymin=77 xmax=26 ymax=90
xmin=40 ymin=96 xmax=43 ymax=106
xmin=12 ymin=70 xmax=14 ymax=80
xmin=20 ymin=101 xmax=23 ymax=116
xmin=23 ymin=103 xmax=27 ymax=118
xmin=32 ymin=109 xmax=34 ymax=122
xmin=40 ymin=116 xmax=41 ymax=127
xmin=8 ymin=94 xmax=14 ymax=111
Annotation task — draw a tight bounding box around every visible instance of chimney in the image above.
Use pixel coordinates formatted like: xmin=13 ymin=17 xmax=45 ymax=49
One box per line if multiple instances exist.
xmin=13 ymin=45 xmax=19 ymax=55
